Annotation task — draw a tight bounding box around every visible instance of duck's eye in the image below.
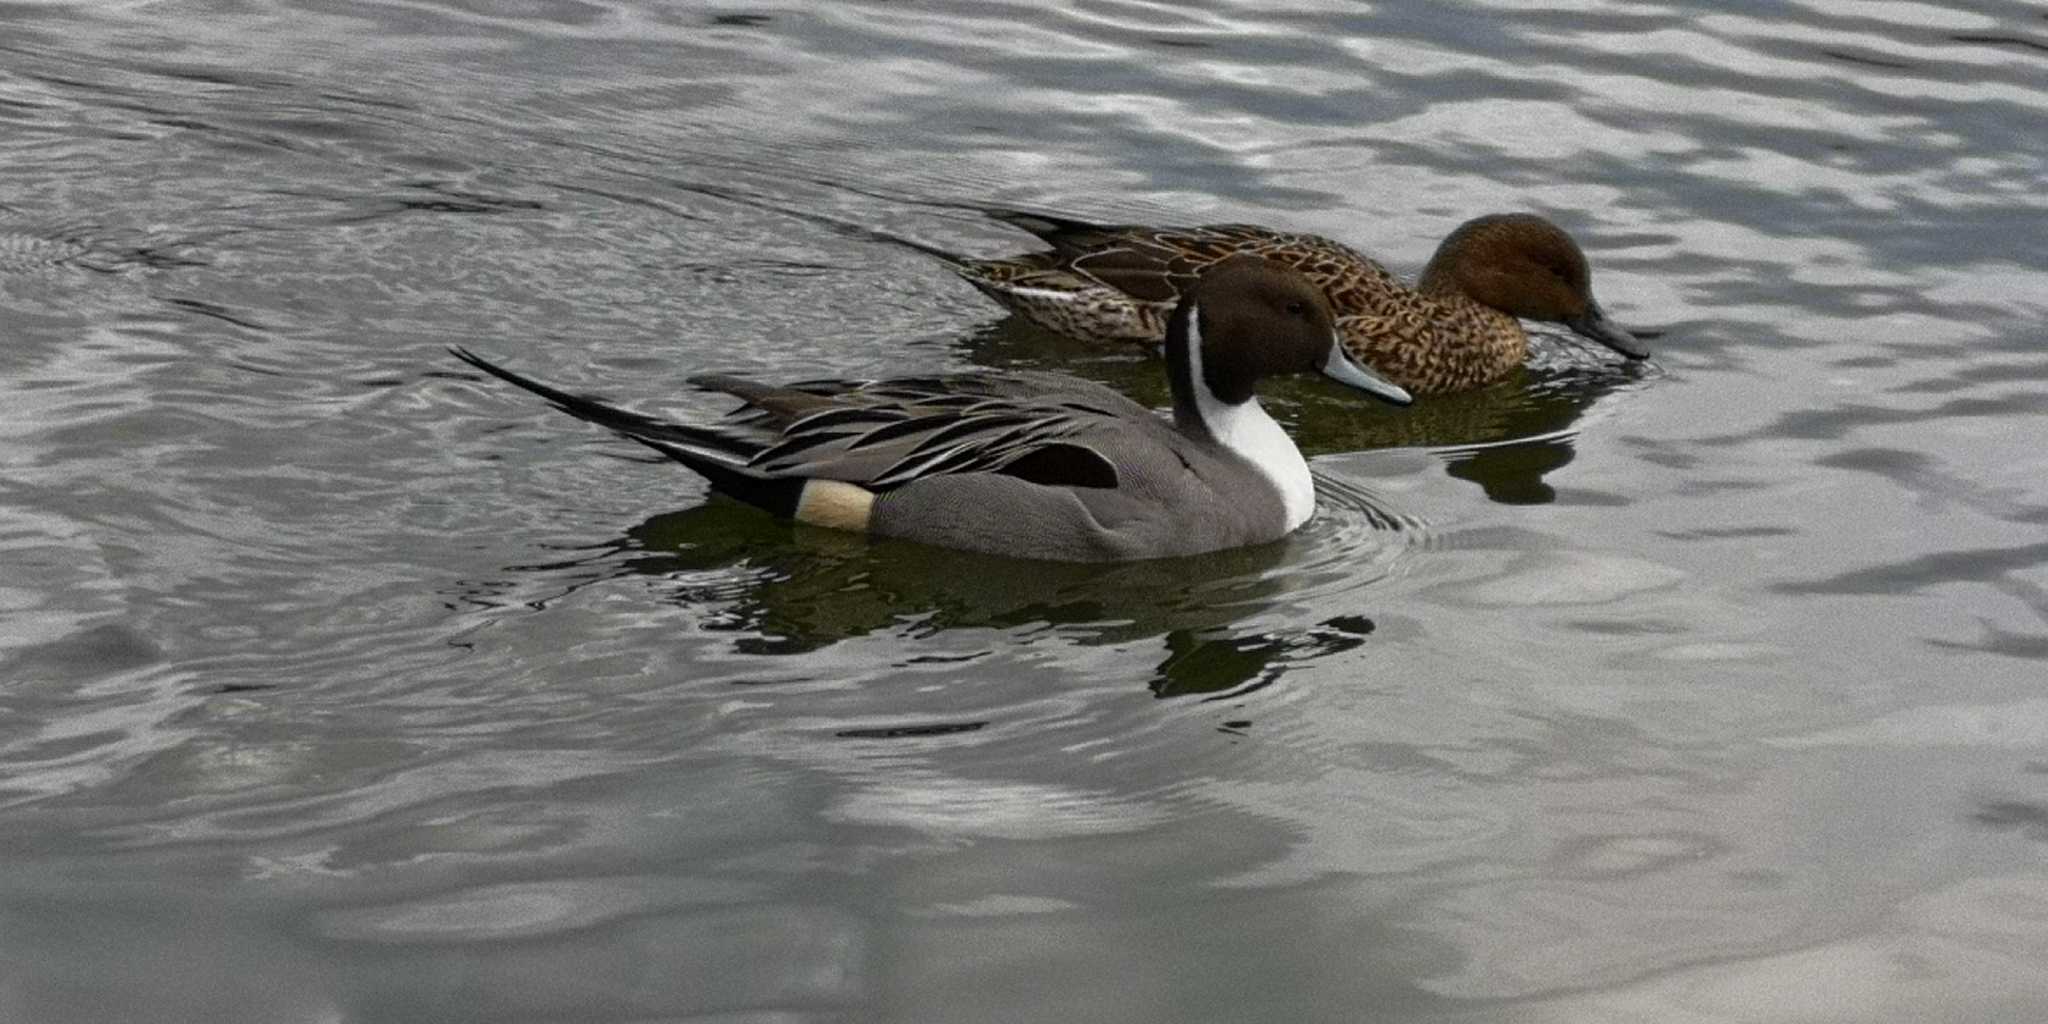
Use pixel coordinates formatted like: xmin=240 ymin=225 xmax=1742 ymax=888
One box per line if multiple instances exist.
xmin=1284 ymin=300 xmax=1306 ymax=316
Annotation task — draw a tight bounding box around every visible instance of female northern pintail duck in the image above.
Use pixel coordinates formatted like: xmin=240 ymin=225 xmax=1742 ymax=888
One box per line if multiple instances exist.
xmin=453 ymin=259 xmax=1411 ymax=562
xmin=954 ymin=210 xmax=1649 ymax=395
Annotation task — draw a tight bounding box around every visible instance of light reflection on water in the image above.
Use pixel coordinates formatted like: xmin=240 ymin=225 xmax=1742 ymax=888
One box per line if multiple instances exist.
xmin=4 ymin=0 xmax=2048 ymax=1020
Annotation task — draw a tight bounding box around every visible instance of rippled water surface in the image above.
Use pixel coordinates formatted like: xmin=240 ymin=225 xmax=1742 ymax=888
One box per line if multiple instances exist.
xmin=5 ymin=1 xmax=2048 ymax=1020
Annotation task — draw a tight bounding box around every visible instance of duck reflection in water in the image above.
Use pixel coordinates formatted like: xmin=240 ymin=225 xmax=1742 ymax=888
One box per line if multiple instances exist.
xmin=489 ymin=499 xmax=1390 ymax=700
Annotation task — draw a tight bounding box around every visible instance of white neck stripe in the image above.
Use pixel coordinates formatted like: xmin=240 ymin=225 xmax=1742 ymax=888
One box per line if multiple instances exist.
xmin=1184 ymin=314 xmax=1315 ymax=532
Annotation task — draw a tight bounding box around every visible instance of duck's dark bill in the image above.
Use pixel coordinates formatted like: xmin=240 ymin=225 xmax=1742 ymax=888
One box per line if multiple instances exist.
xmin=1320 ymin=343 xmax=1413 ymax=407
xmin=1566 ymin=305 xmax=1650 ymax=359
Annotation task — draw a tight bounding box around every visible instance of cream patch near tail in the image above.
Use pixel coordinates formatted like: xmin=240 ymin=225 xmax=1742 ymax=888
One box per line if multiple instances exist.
xmin=794 ymin=480 xmax=876 ymax=533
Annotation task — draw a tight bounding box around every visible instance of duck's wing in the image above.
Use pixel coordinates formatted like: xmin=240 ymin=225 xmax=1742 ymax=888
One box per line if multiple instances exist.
xmin=987 ymin=209 xmax=1280 ymax=264
xmin=728 ymin=383 xmax=1131 ymax=492
xmin=1036 ymin=224 xmax=1283 ymax=304
xmin=715 ymin=369 xmax=1147 ymax=424
xmin=986 ymin=211 xmax=1397 ymax=307
xmin=453 ymin=349 xmax=1136 ymax=494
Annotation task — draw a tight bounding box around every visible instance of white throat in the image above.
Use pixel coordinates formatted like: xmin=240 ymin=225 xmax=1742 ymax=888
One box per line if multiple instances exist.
xmin=1184 ymin=316 xmax=1315 ymax=532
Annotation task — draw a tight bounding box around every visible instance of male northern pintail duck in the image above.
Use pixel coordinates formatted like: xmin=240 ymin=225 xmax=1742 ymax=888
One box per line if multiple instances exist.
xmin=454 ymin=258 xmax=1411 ymax=562
xmin=954 ymin=210 xmax=1649 ymax=395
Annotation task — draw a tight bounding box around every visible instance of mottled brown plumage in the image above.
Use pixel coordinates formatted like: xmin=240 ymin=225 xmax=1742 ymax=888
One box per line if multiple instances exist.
xmin=955 ymin=210 xmax=1647 ymax=396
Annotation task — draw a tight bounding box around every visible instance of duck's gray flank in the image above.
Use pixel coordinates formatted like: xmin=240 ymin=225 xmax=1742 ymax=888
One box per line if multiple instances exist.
xmin=454 ymin=257 xmax=1410 ymax=562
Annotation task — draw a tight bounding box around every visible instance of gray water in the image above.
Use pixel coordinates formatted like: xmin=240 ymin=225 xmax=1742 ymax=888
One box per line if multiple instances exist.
xmin=4 ymin=2 xmax=2047 ymax=1021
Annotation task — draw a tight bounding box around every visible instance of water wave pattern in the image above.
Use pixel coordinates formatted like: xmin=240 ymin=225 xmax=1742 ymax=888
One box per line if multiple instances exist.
xmin=4 ymin=1 xmax=2048 ymax=1021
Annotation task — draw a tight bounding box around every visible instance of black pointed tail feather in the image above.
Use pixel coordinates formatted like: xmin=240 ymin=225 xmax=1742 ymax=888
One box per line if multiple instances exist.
xmin=642 ymin=441 xmax=805 ymax=519
xmin=946 ymin=261 xmax=1025 ymax=305
xmin=982 ymin=207 xmax=1116 ymax=244
xmin=449 ymin=347 xmax=753 ymax=458
xmin=451 ymin=347 xmax=811 ymax=518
